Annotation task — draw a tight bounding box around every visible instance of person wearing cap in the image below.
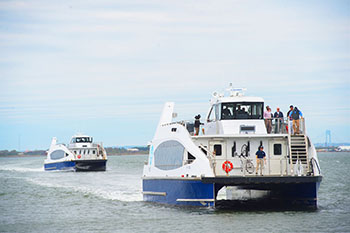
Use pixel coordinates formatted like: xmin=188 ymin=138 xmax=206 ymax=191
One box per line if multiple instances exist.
xmin=289 ymin=106 xmax=303 ymax=134
xmin=255 ymin=146 xmax=266 ymax=175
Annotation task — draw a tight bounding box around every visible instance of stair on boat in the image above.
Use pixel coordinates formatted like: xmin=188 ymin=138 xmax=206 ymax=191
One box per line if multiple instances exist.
xmin=290 ymin=134 xmax=308 ymax=164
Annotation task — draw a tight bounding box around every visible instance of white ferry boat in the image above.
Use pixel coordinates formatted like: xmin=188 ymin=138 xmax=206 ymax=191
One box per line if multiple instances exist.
xmin=142 ymin=85 xmax=322 ymax=208
xmin=44 ymin=134 xmax=107 ymax=171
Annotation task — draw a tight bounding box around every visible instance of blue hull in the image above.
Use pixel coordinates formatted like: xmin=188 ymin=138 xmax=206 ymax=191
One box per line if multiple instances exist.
xmin=45 ymin=160 xmax=107 ymax=172
xmin=268 ymin=182 xmax=321 ymax=207
xmin=142 ymin=179 xmax=215 ymax=207
xmin=143 ymin=177 xmax=321 ymax=209
xmin=44 ymin=161 xmax=75 ymax=171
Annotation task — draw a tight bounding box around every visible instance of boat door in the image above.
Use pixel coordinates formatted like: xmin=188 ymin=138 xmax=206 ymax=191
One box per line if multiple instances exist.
xmin=268 ymin=139 xmax=287 ymax=175
xmin=209 ymin=140 xmax=229 ymax=176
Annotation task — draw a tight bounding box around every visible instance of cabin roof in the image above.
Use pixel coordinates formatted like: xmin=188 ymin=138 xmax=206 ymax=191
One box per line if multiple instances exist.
xmin=215 ymin=96 xmax=264 ymax=103
xmin=72 ymin=134 xmax=91 ymax=138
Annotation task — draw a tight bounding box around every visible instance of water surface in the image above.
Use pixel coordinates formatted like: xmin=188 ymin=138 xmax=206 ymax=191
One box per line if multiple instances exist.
xmin=0 ymin=153 xmax=349 ymax=232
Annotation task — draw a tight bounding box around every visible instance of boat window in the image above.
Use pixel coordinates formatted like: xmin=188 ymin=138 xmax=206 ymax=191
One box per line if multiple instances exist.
xmin=75 ymin=137 xmax=93 ymax=143
xmin=214 ymin=144 xmax=222 ymax=156
xmin=232 ymin=141 xmax=236 ymax=157
xmin=200 ymin=146 xmax=207 ymax=155
xmin=154 ymin=140 xmax=184 ymax=170
xmin=188 ymin=152 xmax=195 ymax=160
xmin=50 ymin=150 xmax=65 ymax=160
xmin=186 ymin=152 xmax=196 ymax=165
xmin=221 ymin=102 xmax=263 ymax=120
xmin=92 ymin=150 xmax=96 ymax=154
xmin=274 ymin=144 xmax=282 ymax=155
xmin=207 ymin=106 xmax=215 ymax=122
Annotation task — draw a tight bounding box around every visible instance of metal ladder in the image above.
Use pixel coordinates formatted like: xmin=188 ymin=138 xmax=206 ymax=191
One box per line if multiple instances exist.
xmin=288 ymin=134 xmax=309 ymax=174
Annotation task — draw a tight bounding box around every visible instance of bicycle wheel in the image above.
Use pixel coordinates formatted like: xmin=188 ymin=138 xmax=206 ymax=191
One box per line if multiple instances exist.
xmin=245 ymin=160 xmax=254 ymax=174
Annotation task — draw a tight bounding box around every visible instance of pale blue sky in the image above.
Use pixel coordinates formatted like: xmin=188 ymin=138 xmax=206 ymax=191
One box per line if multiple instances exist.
xmin=1 ymin=0 xmax=349 ymax=150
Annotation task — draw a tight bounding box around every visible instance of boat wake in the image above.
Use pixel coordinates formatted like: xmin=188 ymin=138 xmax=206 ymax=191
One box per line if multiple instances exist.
xmin=0 ymin=165 xmax=44 ymax=173
xmin=26 ymin=177 xmax=143 ymax=202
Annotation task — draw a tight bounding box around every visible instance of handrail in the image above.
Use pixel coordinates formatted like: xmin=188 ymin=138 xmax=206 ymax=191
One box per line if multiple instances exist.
xmin=199 ymin=144 xmax=215 ymax=161
xmin=286 ymin=117 xmax=306 ymax=135
xmin=165 ymin=117 xmax=307 ymax=135
xmin=199 ymin=144 xmax=216 ymax=175
xmin=161 ymin=120 xmax=193 ymax=127
xmin=310 ymin=157 xmax=321 ymax=175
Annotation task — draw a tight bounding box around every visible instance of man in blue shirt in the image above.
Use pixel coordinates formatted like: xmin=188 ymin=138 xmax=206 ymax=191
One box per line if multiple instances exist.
xmin=255 ymin=146 xmax=266 ymax=176
xmin=289 ymin=107 xmax=303 ymax=134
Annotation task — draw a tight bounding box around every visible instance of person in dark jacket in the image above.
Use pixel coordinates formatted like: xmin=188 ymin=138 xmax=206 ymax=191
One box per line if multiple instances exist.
xmin=287 ymin=105 xmax=294 ymax=120
xmin=194 ymin=114 xmax=203 ymax=136
xmin=274 ymin=107 xmax=284 ymax=133
xmin=289 ymin=107 xmax=303 ymax=134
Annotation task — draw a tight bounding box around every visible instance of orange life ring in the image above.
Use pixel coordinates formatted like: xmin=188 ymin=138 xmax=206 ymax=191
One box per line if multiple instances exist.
xmin=222 ymin=161 xmax=233 ymax=173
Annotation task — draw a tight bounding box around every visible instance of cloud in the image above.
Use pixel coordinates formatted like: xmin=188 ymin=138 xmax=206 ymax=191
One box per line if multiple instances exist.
xmin=0 ymin=0 xmax=349 ymax=149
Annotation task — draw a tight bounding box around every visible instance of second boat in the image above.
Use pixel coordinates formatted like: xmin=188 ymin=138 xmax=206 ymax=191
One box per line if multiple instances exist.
xmin=44 ymin=134 xmax=108 ymax=171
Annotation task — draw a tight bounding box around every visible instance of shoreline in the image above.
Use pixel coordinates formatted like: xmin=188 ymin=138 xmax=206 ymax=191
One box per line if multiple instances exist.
xmin=0 ymin=153 xmax=148 ymax=158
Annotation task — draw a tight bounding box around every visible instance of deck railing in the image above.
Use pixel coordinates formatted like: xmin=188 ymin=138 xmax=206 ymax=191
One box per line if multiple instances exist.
xmin=286 ymin=117 xmax=306 ymax=135
xmin=266 ymin=117 xmax=304 ymax=134
xmin=168 ymin=116 xmax=306 ymax=136
xmin=269 ymin=117 xmax=287 ymax=134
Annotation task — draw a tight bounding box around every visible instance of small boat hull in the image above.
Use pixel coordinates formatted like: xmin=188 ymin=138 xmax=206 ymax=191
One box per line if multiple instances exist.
xmin=44 ymin=160 xmax=107 ymax=172
xmin=74 ymin=159 xmax=107 ymax=172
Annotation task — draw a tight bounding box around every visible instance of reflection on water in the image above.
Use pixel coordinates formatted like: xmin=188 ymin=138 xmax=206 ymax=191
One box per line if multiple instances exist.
xmin=215 ymin=199 xmax=317 ymax=211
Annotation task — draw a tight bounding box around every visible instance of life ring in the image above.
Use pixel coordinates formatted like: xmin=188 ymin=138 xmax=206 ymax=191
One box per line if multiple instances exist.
xmin=77 ymin=155 xmax=81 ymax=159
xmin=222 ymin=161 xmax=233 ymax=173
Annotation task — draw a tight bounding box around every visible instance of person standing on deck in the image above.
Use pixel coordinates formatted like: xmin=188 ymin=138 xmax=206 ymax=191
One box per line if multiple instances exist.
xmin=264 ymin=106 xmax=272 ymax=134
xmin=255 ymin=146 xmax=266 ymax=176
xmin=194 ymin=114 xmax=203 ymax=136
xmin=287 ymin=105 xmax=294 ymax=134
xmin=274 ymin=107 xmax=284 ymax=133
xmin=289 ymin=107 xmax=303 ymax=134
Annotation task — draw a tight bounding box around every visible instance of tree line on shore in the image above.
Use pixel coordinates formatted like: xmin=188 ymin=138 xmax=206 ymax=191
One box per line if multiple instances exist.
xmin=0 ymin=150 xmax=47 ymax=156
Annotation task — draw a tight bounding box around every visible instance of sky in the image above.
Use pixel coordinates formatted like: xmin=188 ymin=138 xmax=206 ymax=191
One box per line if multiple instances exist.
xmin=0 ymin=0 xmax=349 ymax=150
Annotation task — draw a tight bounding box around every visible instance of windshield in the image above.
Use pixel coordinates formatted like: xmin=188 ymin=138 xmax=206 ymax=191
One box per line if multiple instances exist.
xmin=73 ymin=137 xmax=93 ymax=143
xmin=221 ymin=102 xmax=263 ymax=120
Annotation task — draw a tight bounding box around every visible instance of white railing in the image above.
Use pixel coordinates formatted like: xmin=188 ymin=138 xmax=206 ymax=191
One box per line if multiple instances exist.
xmin=271 ymin=117 xmax=287 ymax=134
